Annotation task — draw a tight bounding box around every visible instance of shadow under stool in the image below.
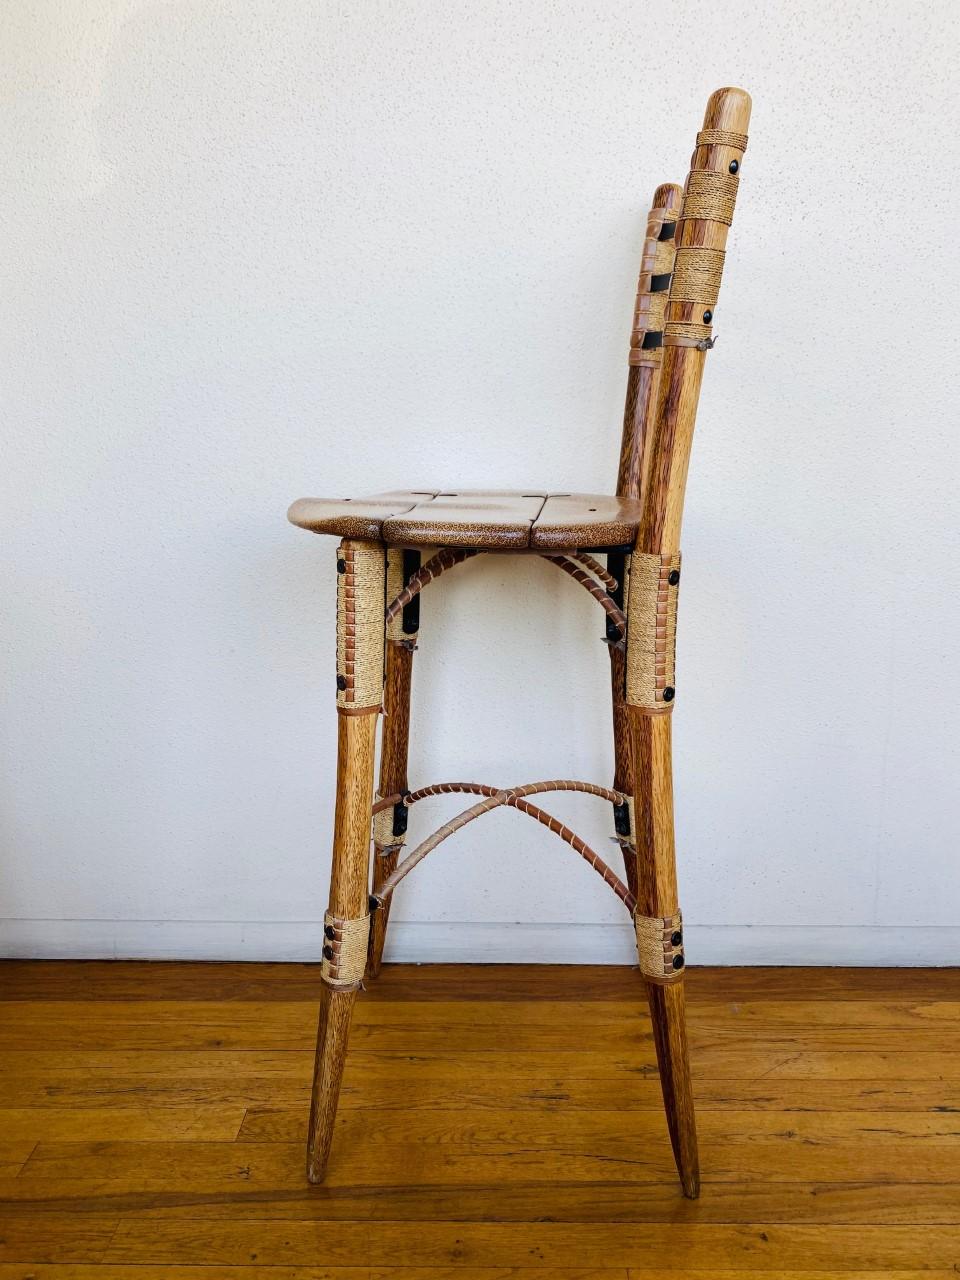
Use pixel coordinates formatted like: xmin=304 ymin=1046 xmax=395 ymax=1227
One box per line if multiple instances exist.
xmin=288 ymin=86 xmax=752 ymax=1199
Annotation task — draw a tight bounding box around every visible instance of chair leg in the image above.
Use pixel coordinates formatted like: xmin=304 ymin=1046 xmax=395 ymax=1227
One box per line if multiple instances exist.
xmin=368 ymin=639 xmax=414 ymax=977
xmin=608 ymin=642 xmax=637 ymax=899
xmin=606 ymin=550 xmax=637 ymax=897
xmin=631 ymin=707 xmax=700 ymax=1198
xmin=306 ymin=711 xmax=378 ymax=1181
xmin=306 ymin=540 xmax=384 ymax=1184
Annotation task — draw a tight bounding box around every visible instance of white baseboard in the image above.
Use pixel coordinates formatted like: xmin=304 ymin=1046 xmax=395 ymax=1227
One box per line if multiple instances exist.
xmin=0 ymin=918 xmax=958 ymax=966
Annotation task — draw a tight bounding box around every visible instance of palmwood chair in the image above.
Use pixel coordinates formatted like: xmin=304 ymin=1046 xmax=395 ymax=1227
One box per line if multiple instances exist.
xmin=289 ymin=86 xmax=752 ymax=1197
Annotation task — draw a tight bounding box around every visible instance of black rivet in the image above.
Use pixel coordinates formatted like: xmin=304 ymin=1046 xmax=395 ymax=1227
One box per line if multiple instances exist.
xmin=322 ymin=945 xmax=334 ymax=960
xmin=336 ymin=674 xmax=347 ymax=691
xmin=324 ymin=924 xmax=335 ymax=940
xmin=702 ymin=309 xmax=713 ymax=323
xmin=662 ymin=686 xmax=675 ymax=702
xmin=671 ymin=930 xmax=683 ymax=947
xmin=729 ymin=159 xmax=739 ymax=174
xmin=668 ymin=569 xmax=680 ymax=586
xmin=672 ymin=954 xmax=685 ymax=970
xmin=336 ymin=558 xmax=347 ymax=573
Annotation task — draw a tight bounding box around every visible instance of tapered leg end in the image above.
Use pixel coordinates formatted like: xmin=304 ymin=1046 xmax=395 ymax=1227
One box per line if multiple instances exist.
xmin=647 ymin=979 xmax=700 ymax=1197
xmin=305 ymin=986 xmax=357 ymax=1183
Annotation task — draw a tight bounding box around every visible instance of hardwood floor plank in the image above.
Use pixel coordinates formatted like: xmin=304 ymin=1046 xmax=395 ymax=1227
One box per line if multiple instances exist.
xmin=5 ymin=995 xmax=958 ymax=1032
xmin=0 ymin=1073 xmax=956 ymax=1115
xmin=0 ymin=1144 xmax=35 ymax=1179
xmin=0 ymin=1268 xmax=628 ymax=1280
xmin=6 ymin=1002 xmax=960 ymax=1063
xmin=0 ymin=1107 xmax=244 ymax=1143
xmin=7 ymin=1134 xmax=959 ymax=1188
xmin=97 ymin=1220 xmax=960 ymax=1268
xmin=4 ymin=1179 xmax=960 ymax=1226
xmin=235 ymin=1104 xmax=960 ymax=1146
xmin=1 ymin=962 xmax=956 ymax=1006
xmin=0 ymin=1216 xmax=118 ymax=1263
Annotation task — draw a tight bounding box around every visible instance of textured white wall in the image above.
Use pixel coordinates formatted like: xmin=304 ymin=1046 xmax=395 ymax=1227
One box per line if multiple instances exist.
xmin=2 ymin=1 xmax=959 ymax=964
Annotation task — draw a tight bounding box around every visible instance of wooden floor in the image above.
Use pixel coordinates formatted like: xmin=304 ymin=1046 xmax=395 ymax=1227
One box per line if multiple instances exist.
xmin=0 ymin=962 xmax=958 ymax=1277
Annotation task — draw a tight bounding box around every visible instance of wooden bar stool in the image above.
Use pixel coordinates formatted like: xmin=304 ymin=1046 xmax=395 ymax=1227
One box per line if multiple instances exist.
xmin=289 ymin=86 xmax=751 ymax=1197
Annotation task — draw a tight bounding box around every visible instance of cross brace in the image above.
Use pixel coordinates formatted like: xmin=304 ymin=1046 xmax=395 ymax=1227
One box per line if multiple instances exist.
xmin=369 ymin=778 xmax=637 ymax=912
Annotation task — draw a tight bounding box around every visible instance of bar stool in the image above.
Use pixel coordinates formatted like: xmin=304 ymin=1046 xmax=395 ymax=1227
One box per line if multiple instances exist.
xmin=288 ymin=86 xmax=752 ymax=1198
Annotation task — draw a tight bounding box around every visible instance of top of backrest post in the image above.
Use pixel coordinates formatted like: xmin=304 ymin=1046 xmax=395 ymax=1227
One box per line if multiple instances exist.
xmin=638 ymin=87 xmax=752 ymax=553
xmin=616 ymin=182 xmax=684 ymax=499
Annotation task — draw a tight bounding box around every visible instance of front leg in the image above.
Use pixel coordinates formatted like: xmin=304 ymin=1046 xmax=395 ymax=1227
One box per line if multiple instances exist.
xmin=626 ymin=549 xmax=699 ymax=1198
xmin=306 ymin=540 xmax=384 ymax=1183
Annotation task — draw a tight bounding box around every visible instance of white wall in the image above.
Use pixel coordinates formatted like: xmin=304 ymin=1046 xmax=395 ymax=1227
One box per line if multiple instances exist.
xmin=2 ymin=0 xmax=959 ymax=965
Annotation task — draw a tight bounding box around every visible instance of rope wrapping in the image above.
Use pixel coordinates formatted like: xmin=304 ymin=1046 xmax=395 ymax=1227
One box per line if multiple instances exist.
xmin=626 ymin=551 xmax=681 ymax=711
xmin=385 ymin=548 xmax=478 ymax=623
xmin=321 ymin=911 xmax=371 ymax=989
xmin=336 ymin=541 xmax=385 ymax=711
xmin=384 ymin=547 xmax=409 ymax=643
xmin=543 ymin=556 xmax=626 ymax=638
xmin=635 ymin=910 xmax=685 ymax=982
xmin=696 ymin=128 xmax=748 ymax=151
xmin=571 ymin=553 xmax=619 ymax=593
xmin=628 ymin=199 xmax=681 ymax=367
xmin=681 ymin=170 xmax=739 ymax=225
xmin=669 ymin=247 xmax=725 ymax=307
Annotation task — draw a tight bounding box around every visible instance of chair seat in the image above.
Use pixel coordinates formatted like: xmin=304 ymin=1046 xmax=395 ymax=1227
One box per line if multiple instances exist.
xmin=288 ymin=489 xmax=644 ymax=551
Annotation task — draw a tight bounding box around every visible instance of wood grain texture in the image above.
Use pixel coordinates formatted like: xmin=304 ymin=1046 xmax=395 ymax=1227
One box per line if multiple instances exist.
xmin=616 ymin=183 xmax=685 ymax=500
xmin=638 ymin=88 xmax=752 ymax=557
xmin=1 ymin=961 xmax=957 ymax=1275
xmin=306 ymin=706 xmax=378 ymax=1183
xmin=369 ymin=640 xmax=414 ymax=978
xmin=289 ymin=491 xmax=645 ymax=551
xmin=630 ymin=707 xmax=698 ymax=1194
xmin=622 ymin=87 xmax=753 ymax=1201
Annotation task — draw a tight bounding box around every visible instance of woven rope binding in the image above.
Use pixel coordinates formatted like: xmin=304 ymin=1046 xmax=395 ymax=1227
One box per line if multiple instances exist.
xmin=669 ymin=247 xmax=725 ymax=306
xmin=384 ymin=548 xmax=408 ymax=643
xmin=696 ymin=128 xmax=748 ymax=151
xmin=681 ymin=169 xmax=739 ymax=226
xmin=337 ymin=541 xmax=385 ymax=711
xmin=626 ymin=551 xmax=681 ymax=711
xmin=634 ymin=910 xmax=685 ymax=982
xmin=373 ymin=795 xmax=403 ymax=850
xmin=321 ymin=911 xmax=371 ymax=989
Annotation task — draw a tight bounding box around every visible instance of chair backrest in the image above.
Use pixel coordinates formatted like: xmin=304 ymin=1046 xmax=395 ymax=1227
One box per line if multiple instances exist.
xmin=616 ymin=182 xmax=684 ymax=499
xmin=616 ymin=87 xmax=751 ymax=557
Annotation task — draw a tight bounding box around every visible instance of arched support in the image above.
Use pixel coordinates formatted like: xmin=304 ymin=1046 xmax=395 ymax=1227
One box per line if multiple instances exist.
xmin=384 ymin=549 xmax=625 ymax=641
xmin=385 ymin=548 xmax=478 ymax=624
xmin=370 ymin=779 xmax=636 ymax=912
xmin=570 ymin=552 xmax=619 ymax=593
xmin=542 ymin=557 xmax=626 ymax=639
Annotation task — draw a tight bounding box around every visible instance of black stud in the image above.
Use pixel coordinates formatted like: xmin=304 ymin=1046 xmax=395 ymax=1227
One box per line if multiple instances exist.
xmin=668 ymin=569 xmax=680 ymax=586
xmin=613 ymin=800 xmax=631 ymax=837
xmin=324 ymin=924 xmax=335 ymax=940
xmin=671 ymin=930 xmax=683 ymax=947
xmin=702 ymin=309 xmax=713 ymax=323
xmin=662 ymin=686 xmax=675 ymax=702
xmin=729 ymin=159 xmax=739 ymax=174
xmin=336 ymin=558 xmax=347 ymax=574
xmin=672 ymin=954 xmax=685 ymax=970
xmin=336 ymin=674 xmax=347 ymax=691
xmin=322 ymin=945 xmax=334 ymax=960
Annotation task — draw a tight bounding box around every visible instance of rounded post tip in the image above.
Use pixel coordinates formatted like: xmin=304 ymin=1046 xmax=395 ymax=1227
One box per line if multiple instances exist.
xmin=653 ymin=182 xmax=684 ymax=210
xmin=703 ymin=86 xmax=752 ymax=133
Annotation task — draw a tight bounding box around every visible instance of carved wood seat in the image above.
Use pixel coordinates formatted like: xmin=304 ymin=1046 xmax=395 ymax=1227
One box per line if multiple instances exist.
xmin=288 ymin=87 xmax=753 ymax=1201
xmin=288 ymin=490 xmax=645 ymax=550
